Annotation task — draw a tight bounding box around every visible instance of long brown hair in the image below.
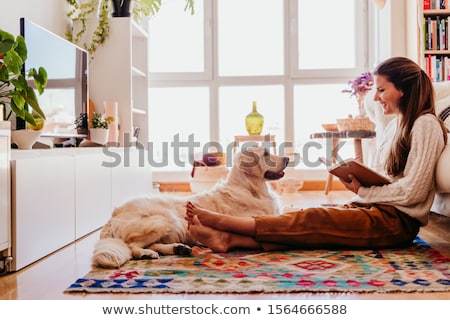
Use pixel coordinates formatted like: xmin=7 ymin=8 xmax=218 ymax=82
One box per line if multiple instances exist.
xmin=373 ymin=57 xmax=447 ymax=177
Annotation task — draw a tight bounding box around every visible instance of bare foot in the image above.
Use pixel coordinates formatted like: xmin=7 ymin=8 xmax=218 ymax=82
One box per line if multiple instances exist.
xmin=185 ymin=201 xmax=223 ymax=228
xmin=191 ymin=246 xmax=212 ymax=256
xmin=188 ymin=215 xmax=230 ymax=253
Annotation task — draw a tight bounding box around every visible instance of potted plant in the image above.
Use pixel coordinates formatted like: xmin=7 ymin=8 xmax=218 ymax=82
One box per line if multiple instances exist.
xmin=0 ymin=27 xmax=48 ymax=148
xmin=74 ymin=112 xmax=89 ymax=135
xmin=66 ymin=0 xmax=195 ymax=59
xmin=89 ymin=111 xmax=113 ymax=144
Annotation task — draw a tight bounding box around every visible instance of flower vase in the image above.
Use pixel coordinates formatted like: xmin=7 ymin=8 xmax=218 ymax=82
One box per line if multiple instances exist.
xmin=89 ymin=128 xmax=109 ymax=145
xmin=245 ymin=101 xmax=264 ymax=135
xmin=356 ymin=95 xmax=367 ymax=118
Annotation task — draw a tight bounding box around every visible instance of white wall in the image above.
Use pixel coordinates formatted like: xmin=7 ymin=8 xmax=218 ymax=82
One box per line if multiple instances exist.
xmin=0 ymin=0 xmax=67 ymax=37
xmin=405 ymin=0 xmax=421 ymax=62
xmin=374 ymin=0 xmax=410 ymax=62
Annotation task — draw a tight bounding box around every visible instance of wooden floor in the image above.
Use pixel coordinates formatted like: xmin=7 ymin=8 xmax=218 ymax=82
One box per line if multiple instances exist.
xmin=1 ymin=190 xmax=450 ymax=300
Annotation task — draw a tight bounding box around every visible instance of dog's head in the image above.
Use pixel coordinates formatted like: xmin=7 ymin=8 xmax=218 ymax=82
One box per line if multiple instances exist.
xmin=233 ymin=146 xmax=289 ymax=180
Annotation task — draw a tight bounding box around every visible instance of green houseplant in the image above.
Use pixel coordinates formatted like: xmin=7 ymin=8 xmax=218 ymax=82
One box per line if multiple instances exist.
xmin=89 ymin=111 xmax=113 ymax=144
xmin=0 ymin=28 xmax=47 ymax=127
xmin=66 ymin=0 xmax=195 ymax=59
xmin=74 ymin=112 xmax=89 ymax=134
xmin=91 ymin=111 xmax=113 ymax=129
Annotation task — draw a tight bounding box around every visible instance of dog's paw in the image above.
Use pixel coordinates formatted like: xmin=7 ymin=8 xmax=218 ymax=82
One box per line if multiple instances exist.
xmin=137 ymin=249 xmax=159 ymax=260
xmin=140 ymin=254 xmax=159 ymax=260
xmin=174 ymin=244 xmax=192 ymax=256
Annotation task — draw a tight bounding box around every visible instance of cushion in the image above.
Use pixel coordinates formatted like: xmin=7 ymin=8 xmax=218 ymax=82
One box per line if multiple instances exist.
xmin=438 ymin=106 xmax=450 ymax=131
xmin=431 ymin=193 xmax=450 ymax=217
xmin=434 ymin=81 xmax=450 ymax=131
xmin=435 ymin=139 xmax=450 ymax=193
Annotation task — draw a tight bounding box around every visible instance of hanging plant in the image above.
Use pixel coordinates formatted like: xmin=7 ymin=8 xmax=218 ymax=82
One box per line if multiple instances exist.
xmin=66 ymin=0 xmax=195 ymax=60
xmin=66 ymin=0 xmax=111 ymax=60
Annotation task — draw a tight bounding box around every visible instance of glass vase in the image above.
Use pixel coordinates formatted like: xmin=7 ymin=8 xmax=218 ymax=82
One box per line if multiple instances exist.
xmin=245 ymin=101 xmax=264 ymax=135
xmin=356 ymin=95 xmax=367 ymax=118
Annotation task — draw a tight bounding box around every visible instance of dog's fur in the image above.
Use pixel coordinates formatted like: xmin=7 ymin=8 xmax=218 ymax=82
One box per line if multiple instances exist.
xmin=92 ymin=147 xmax=289 ymax=268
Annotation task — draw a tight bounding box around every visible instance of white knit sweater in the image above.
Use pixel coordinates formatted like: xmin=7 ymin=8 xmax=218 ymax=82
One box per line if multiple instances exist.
xmin=353 ymin=114 xmax=445 ymax=225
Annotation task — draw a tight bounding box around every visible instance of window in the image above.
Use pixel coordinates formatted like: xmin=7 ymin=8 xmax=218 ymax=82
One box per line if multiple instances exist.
xmin=148 ymin=0 xmax=369 ymax=173
xmin=148 ymin=0 xmax=206 ymax=75
xmin=217 ymin=0 xmax=284 ymax=76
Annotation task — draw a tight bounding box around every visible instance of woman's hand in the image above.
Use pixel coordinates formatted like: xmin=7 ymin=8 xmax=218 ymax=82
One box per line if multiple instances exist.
xmin=339 ymin=174 xmax=362 ymax=194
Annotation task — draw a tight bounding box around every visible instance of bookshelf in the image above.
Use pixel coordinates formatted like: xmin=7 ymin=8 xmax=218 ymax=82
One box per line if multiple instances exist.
xmin=75 ymin=18 xmax=150 ymax=146
xmin=423 ymin=1 xmax=450 ymax=81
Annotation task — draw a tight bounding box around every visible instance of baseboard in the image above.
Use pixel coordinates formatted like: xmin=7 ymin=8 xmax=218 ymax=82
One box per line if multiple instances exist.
xmin=157 ymin=180 xmax=346 ymax=193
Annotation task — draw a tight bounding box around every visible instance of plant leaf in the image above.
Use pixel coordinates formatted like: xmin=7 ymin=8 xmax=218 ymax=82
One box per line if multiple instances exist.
xmin=14 ymin=35 xmax=28 ymax=61
xmin=0 ymin=30 xmax=15 ymax=55
xmin=9 ymin=98 xmax=25 ymax=119
xmin=11 ymin=75 xmax=28 ymax=92
xmin=24 ymin=86 xmax=46 ymax=120
xmin=29 ymin=67 xmax=48 ymax=95
xmin=23 ymin=107 xmax=37 ymax=126
xmin=3 ymin=50 xmax=23 ymax=75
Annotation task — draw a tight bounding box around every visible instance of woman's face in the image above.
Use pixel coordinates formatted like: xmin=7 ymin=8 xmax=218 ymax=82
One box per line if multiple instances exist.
xmin=373 ymin=75 xmax=403 ymax=115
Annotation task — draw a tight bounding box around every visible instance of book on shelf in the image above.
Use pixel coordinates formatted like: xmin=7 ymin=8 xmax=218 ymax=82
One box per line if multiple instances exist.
xmin=423 ymin=0 xmax=448 ymax=10
xmin=425 ymin=0 xmax=449 ymax=10
xmin=319 ymin=157 xmax=391 ymax=187
xmin=425 ymin=55 xmax=450 ymax=81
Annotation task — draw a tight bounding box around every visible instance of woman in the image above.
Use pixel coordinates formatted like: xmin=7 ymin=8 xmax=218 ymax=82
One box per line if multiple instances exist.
xmin=185 ymin=57 xmax=448 ymax=253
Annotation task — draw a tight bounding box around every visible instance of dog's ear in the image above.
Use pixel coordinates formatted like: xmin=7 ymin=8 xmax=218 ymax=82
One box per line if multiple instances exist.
xmin=237 ymin=147 xmax=263 ymax=175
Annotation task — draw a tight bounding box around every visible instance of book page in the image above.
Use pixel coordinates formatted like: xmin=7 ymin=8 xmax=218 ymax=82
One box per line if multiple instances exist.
xmin=320 ymin=157 xmax=390 ymax=187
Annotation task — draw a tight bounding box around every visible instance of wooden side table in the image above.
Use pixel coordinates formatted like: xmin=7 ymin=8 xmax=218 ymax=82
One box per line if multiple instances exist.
xmin=310 ymin=130 xmax=376 ymax=194
xmin=233 ymin=134 xmax=277 ymax=154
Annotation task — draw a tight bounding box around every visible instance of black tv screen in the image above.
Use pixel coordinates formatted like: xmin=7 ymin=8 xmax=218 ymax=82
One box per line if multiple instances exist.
xmin=19 ymin=17 xmax=88 ymax=138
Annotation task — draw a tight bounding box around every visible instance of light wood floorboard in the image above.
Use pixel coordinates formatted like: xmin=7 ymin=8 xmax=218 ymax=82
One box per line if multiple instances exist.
xmin=1 ymin=191 xmax=449 ymax=300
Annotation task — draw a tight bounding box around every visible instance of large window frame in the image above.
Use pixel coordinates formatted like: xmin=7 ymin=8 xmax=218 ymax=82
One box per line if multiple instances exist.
xmin=149 ymin=0 xmax=370 ymax=175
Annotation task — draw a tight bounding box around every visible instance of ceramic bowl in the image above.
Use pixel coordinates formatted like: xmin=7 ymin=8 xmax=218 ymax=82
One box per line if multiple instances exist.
xmin=321 ymin=123 xmax=339 ymax=131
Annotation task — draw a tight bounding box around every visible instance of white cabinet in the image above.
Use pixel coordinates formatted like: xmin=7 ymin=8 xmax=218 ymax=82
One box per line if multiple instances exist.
xmin=111 ymin=148 xmax=153 ymax=207
xmin=11 ymin=154 xmax=76 ymax=271
xmin=75 ymin=152 xmax=112 ymax=239
xmin=10 ymin=147 xmax=152 ymax=271
xmin=79 ymin=17 xmax=149 ymax=147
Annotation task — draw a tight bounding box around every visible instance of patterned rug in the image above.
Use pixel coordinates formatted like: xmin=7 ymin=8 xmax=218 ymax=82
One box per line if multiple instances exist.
xmin=65 ymin=237 xmax=450 ymax=294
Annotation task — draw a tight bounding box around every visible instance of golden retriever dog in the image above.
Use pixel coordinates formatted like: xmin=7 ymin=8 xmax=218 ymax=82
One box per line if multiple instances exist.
xmin=92 ymin=147 xmax=289 ymax=268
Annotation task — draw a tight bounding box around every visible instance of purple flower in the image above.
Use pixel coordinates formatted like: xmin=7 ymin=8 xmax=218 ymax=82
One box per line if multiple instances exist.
xmin=342 ymin=71 xmax=374 ymax=97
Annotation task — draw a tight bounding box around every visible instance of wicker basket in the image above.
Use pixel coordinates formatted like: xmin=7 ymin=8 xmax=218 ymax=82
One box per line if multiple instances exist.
xmin=336 ymin=117 xmax=375 ymax=131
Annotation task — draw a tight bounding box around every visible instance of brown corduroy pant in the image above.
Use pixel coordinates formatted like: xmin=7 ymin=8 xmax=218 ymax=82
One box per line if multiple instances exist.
xmin=254 ymin=202 xmax=421 ymax=251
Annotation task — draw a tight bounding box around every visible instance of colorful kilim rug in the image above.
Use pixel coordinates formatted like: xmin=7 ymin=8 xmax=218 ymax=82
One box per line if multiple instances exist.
xmin=65 ymin=237 xmax=450 ymax=294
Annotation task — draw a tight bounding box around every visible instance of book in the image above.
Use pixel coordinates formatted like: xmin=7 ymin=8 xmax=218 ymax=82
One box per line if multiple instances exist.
xmin=319 ymin=157 xmax=391 ymax=187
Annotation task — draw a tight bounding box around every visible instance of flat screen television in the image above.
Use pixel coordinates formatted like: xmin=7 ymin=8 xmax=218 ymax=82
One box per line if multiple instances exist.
xmin=18 ymin=17 xmax=88 ymax=139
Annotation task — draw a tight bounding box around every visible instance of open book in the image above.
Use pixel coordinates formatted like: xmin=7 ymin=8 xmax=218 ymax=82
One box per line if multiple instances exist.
xmin=319 ymin=157 xmax=391 ymax=187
